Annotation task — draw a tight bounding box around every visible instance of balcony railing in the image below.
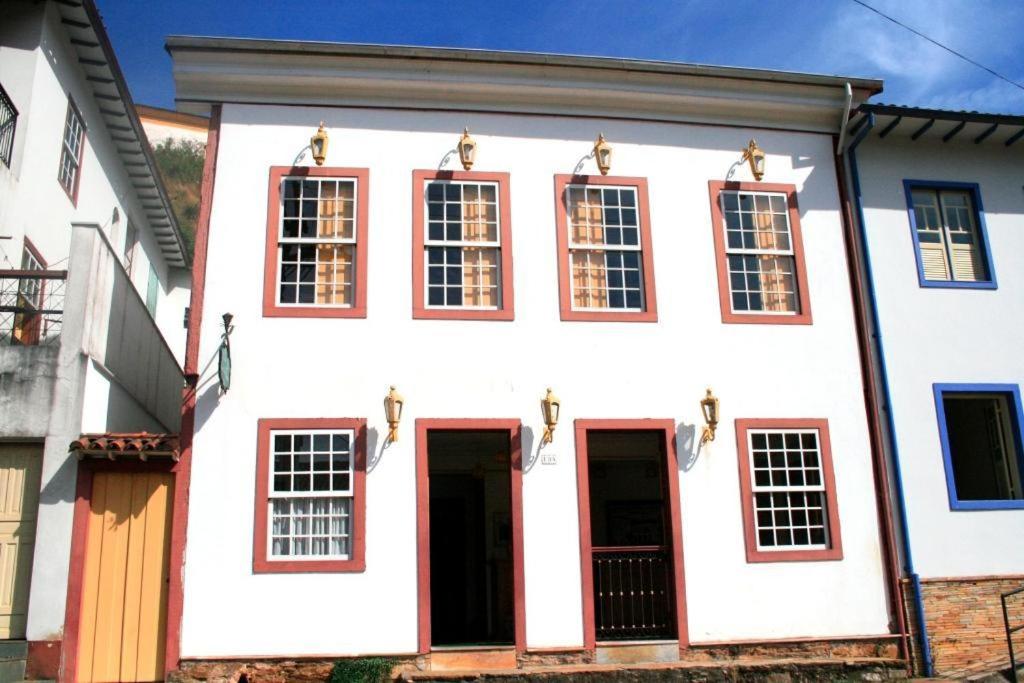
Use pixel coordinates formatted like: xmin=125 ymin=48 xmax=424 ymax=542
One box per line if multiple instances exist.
xmin=593 ymin=545 xmax=675 ymax=641
xmin=0 ymin=269 xmax=67 ymax=346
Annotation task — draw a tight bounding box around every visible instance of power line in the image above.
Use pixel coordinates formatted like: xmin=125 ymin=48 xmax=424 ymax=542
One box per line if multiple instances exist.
xmin=849 ymin=0 xmax=1024 ymax=93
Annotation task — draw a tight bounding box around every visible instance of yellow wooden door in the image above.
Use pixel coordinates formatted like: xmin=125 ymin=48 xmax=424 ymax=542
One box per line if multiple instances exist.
xmin=0 ymin=444 xmax=42 ymax=639
xmin=77 ymin=472 xmax=174 ymax=683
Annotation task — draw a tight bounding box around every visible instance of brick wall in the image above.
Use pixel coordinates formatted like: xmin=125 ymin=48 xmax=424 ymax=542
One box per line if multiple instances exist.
xmin=904 ymin=575 xmax=1024 ymax=677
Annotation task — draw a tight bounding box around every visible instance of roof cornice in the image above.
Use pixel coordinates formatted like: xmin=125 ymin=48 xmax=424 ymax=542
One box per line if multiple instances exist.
xmin=166 ymin=37 xmax=882 ymax=134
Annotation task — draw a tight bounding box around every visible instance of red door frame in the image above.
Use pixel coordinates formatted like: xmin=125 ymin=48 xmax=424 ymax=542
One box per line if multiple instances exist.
xmin=573 ymin=419 xmax=689 ymax=651
xmin=61 ymin=459 xmax=180 ymax=683
xmin=415 ymin=419 xmax=526 ymax=654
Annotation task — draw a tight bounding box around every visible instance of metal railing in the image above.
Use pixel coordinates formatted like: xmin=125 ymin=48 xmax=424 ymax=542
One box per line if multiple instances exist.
xmin=0 ymin=270 xmax=66 ymax=346
xmin=1003 ymin=586 xmax=1024 ymax=683
xmin=593 ymin=545 xmax=675 ymax=641
xmin=0 ymin=83 xmax=16 ymax=168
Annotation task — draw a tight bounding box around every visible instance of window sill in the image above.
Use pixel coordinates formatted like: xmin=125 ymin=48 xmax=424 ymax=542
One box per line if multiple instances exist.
xmin=561 ymin=309 xmax=658 ymax=323
xmin=413 ymin=307 xmax=514 ymax=321
xmin=949 ymin=499 xmax=1024 ymax=511
xmin=721 ymin=311 xmax=812 ymax=325
xmin=745 ymin=547 xmax=843 ymax=563
xmin=918 ymin=279 xmax=998 ymax=290
xmin=253 ymin=557 xmax=366 ymax=574
xmin=262 ymin=304 xmax=367 ymax=319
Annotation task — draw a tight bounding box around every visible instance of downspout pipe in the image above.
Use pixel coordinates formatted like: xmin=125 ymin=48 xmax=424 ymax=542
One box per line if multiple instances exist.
xmin=846 ymin=113 xmax=934 ymax=677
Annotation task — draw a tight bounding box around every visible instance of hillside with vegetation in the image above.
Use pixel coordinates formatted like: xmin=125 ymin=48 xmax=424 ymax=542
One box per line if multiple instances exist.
xmin=152 ymin=138 xmax=204 ymax=261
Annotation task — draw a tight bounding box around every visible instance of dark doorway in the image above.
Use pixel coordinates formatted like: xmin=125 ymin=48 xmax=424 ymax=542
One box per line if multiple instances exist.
xmin=587 ymin=430 xmax=676 ymax=641
xmin=428 ymin=430 xmax=514 ymax=647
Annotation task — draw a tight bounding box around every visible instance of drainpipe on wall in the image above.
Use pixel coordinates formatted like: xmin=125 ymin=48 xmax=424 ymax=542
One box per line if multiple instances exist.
xmin=845 ymin=113 xmax=934 ymax=677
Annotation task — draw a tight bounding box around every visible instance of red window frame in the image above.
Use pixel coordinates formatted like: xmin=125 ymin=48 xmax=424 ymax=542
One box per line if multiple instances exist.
xmin=554 ymin=174 xmax=658 ymax=322
xmin=253 ymin=417 xmax=367 ymax=573
xmin=262 ymin=166 xmax=369 ymax=318
xmin=735 ymin=418 xmax=843 ymax=563
xmin=411 ymin=169 xmax=515 ymax=321
xmin=58 ymin=97 xmax=86 ymax=206
xmin=707 ymin=180 xmax=812 ymax=325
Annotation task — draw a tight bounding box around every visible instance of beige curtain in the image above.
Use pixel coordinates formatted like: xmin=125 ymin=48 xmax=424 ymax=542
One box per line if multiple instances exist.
xmin=755 ymin=212 xmax=791 ymax=312
xmin=569 ymin=188 xmax=608 ymax=308
xmin=463 ymin=247 xmax=499 ymax=307
xmin=316 ymin=244 xmax=353 ymax=305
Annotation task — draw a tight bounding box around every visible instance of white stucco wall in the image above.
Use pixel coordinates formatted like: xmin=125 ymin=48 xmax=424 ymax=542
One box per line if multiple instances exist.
xmin=0 ymin=1 xmax=186 ymax=357
xmin=855 ymin=138 xmax=1024 ymax=579
xmin=180 ymin=102 xmax=891 ymax=657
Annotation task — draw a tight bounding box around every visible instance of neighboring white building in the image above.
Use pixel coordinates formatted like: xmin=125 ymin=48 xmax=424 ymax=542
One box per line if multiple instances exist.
xmin=136 ymin=104 xmax=208 ymax=148
xmin=157 ymin=38 xmax=907 ymax=681
xmin=844 ymin=104 xmax=1024 ymax=678
xmin=0 ymin=1 xmax=190 ymax=680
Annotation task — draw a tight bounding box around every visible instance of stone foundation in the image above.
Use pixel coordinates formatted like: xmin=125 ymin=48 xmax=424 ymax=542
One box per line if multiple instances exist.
xmin=680 ymin=635 xmax=900 ymax=662
xmin=904 ymin=575 xmax=1024 ymax=677
xmin=169 ymin=655 xmax=424 ymax=683
xmin=170 ymin=636 xmax=904 ymax=682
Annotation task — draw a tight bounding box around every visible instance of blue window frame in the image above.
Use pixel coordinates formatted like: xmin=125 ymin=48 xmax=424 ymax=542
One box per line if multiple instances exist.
xmin=902 ymin=180 xmax=996 ymax=290
xmin=933 ymin=383 xmax=1024 ymax=511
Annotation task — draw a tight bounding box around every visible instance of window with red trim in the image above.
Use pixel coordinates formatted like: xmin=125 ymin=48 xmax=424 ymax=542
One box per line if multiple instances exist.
xmin=708 ymin=181 xmax=811 ymax=325
xmin=263 ymin=167 xmax=369 ymax=318
xmin=735 ymin=418 xmax=842 ymax=562
xmin=412 ymin=170 xmax=514 ymax=320
xmin=253 ymin=418 xmax=366 ymax=573
xmin=554 ymin=175 xmax=658 ymax=322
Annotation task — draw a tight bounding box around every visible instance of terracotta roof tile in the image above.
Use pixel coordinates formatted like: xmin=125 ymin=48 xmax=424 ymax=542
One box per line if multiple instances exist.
xmin=69 ymin=432 xmax=180 ymax=461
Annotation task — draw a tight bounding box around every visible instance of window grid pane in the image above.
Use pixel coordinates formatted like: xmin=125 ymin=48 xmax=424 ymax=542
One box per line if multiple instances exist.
xmin=566 ymin=185 xmax=643 ymax=311
xmin=424 ymin=181 xmax=501 ymax=310
xmin=58 ymin=103 xmax=84 ymax=194
xmin=277 ymin=177 xmax=357 ymax=307
xmin=721 ymin=191 xmax=798 ymax=314
xmin=268 ymin=429 xmax=354 ymax=560
xmin=749 ymin=430 xmax=830 ymax=550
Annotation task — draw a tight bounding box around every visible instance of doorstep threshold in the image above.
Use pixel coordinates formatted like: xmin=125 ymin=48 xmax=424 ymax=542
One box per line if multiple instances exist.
xmin=597 ymin=639 xmax=678 ymax=646
xmin=431 ymin=644 xmax=515 ymax=651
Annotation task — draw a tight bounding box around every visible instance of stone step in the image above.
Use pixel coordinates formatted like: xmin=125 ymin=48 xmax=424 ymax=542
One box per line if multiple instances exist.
xmin=400 ymin=656 xmax=908 ymax=681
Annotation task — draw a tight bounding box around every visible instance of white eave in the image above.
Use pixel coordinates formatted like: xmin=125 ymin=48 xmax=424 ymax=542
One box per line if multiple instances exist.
xmin=849 ymin=103 xmax=1024 ymax=149
xmin=166 ymin=37 xmax=883 ymax=135
xmin=57 ymin=0 xmax=190 ymax=268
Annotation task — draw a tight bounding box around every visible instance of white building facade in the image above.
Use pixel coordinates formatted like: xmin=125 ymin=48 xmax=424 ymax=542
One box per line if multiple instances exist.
xmin=845 ymin=104 xmax=1024 ymax=678
xmin=160 ymin=39 xmax=908 ymax=681
xmin=0 ymin=1 xmax=191 ymax=680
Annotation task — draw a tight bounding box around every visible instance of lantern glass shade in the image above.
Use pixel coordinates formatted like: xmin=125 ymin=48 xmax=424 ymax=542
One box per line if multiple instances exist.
xmin=458 ymin=128 xmax=477 ymax=170
xmin=594 ymin=134 xmax=612 ymax=175
xmin=701 ymin=388 xmax=719 ymax=426
xmin=384 ymin=386 xmax=404 ymax=424
xmin=310 ymin=123 xmax=329 ymax=166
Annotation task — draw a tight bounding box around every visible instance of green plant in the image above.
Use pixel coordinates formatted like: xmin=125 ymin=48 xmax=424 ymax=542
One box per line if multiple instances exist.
xmin=328 ymin=657 xmax=395 ymax=683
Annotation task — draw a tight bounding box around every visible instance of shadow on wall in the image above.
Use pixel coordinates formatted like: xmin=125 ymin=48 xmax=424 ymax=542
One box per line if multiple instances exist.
xmin=226 ymin=107 xmax=837 ymax=213
xmin=676 ymin=422 xmax=700 ymax=472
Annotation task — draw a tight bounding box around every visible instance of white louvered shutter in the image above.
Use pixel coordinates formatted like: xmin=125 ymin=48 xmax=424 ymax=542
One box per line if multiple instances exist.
xmin=941 ymin=191 xmax=986 ymax=283
xmin=912 ymin=191 xmax=952 ymax=281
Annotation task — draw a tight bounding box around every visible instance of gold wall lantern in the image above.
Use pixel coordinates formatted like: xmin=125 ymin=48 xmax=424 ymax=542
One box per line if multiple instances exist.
xmin=540 ymin=387 xmax=561 ymax=445
xmin=741 ymin=139 xmax=765 ymax=181
xmin=593 ymin=134 xmax=612 ymax=175
xmin=700 ymin=387 xmax=720 ymax=445
xmin=458 ymin=127 xmax=477 ymax=171
xmin=310 ymin=122 xmax=329 ymax=166
xmin=384 ymin=385 xmax=405 ymax=444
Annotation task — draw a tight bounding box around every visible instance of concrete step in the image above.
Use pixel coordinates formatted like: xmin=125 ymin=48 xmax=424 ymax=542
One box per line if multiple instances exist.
xmin=400 ymin=656 xmax=909 ymax=681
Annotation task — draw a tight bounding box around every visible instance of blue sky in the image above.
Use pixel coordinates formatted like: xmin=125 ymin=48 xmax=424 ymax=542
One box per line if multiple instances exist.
xmin=95 ymin=0 xmax=1024 ymax=115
